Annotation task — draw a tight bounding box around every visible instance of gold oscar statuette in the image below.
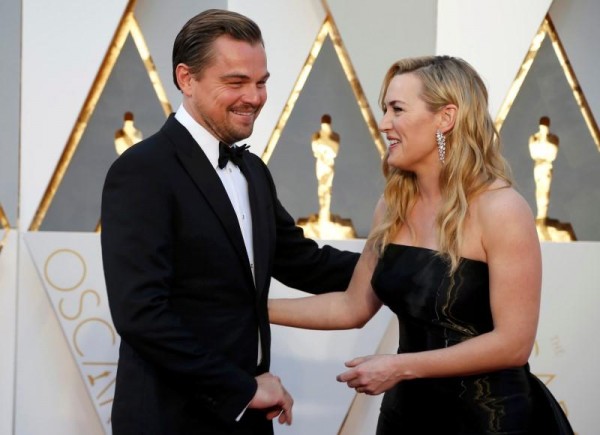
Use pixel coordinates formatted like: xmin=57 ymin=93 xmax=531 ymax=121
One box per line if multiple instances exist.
xmin=114 ymin=112 xmax=143 ymax=156
xmin=95 ymin=112 xmax=144 ymax=232
xmin=528 ymin=116 xmax=575 ymax=241
xmin=297 ymin=114 xmax=357 ymax=239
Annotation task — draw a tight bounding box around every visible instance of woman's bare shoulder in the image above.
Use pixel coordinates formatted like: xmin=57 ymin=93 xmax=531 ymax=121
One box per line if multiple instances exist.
xmin=474 ymin=181 xmax=537 ymax=243
xmin=477 ymin=182 xmax=530 ymax=216
xmin=373 ymin=195 xmax=387 ymax=225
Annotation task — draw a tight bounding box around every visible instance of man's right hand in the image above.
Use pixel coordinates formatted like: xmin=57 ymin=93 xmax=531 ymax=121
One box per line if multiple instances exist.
xmin=248 ymin=373 xmax=293 ymax=425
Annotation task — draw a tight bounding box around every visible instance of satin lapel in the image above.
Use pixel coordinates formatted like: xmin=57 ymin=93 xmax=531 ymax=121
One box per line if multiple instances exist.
xmin=239 ymin=156 xmax=268 ymax=296
xmin=162 ymin=116 xmax=252 ymax=282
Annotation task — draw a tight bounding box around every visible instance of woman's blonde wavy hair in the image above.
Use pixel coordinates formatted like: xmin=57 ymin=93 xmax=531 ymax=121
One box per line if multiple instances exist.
xmin=368 ymin=56 xmax=513 ymax=274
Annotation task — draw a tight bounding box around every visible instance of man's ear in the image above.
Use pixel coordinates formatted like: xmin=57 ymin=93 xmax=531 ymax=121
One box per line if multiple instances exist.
xmin=175 ymin=64 xmax=193 ymax=96
xmin=439 ymin=104 xmax=457 ymax=134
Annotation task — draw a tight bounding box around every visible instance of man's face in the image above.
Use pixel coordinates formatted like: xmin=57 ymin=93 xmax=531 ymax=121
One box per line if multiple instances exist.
xmin=179 ymin=35 xmax=269 ymax=144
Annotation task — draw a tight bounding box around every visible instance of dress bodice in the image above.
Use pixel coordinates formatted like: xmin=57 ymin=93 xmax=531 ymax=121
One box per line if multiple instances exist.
xmin=371 ymin=244 xmax=574 ymax=435
xmin=371 ymin=244 xmax=492 ymax=351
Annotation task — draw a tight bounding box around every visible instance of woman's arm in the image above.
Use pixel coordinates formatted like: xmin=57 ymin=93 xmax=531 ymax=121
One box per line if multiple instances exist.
xmin=337 ymin=188 xmax=542 ymax=394
xmin=268 ymin=198 xmax=386 ymax=330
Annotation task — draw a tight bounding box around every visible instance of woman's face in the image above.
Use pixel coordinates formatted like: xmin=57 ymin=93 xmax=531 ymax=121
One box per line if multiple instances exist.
xmin=379 ymin=73 xmax=440 ymax=172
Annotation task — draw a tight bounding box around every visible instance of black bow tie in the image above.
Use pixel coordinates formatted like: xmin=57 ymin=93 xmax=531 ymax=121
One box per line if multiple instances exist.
xmin=218 ymin=142 xmax=250 ymax=169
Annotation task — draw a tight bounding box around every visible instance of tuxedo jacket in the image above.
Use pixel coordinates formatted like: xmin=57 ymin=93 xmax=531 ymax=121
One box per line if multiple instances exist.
xmin=101 ymin=115 xmax=359 ymax=435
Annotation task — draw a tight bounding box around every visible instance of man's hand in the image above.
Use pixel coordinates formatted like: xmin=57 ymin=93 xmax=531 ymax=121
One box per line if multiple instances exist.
xmin=248 ymin=373 xmax=293 ymax=425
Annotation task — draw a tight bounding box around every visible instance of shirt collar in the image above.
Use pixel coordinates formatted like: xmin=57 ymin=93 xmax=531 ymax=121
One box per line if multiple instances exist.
xmin=174 ymin=104 xmax=220 ymax=169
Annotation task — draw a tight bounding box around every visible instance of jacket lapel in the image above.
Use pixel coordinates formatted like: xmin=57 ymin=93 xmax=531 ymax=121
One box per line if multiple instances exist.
xmin=239 ymin=156 xmax=269 ymax=297
xmin=162 ymin=116 xmax=254 ymax=286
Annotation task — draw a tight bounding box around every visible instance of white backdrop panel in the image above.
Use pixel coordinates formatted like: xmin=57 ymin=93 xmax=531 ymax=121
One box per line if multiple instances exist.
xmin=11 ymin=240 xmax=600 ymax=434
xmin=529 ymin=241 xmax=600 ymax=434
xmin=270 ymin=239 xmax=394 ymax=435
xmin=0 ymin=231 xmax=18 ymax=435
xmin=24 ymin=232 xmax=117 ymax=434
xmin=16 ymin=233 xmax=104 ymax=435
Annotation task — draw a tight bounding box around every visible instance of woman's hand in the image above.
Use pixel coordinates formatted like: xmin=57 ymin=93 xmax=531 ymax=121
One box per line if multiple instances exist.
xmin=336 ymin=354 xmax=409 ymax=395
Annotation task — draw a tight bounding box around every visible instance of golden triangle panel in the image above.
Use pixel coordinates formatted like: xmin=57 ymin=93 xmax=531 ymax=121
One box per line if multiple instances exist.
xmin=263 ymin=14 xmax=385 ymax=163
xmin=496 ymin=15 xmax=599 ymax=149
xmin=496 ymin=14 xmax=600 ymax=242
xmin=263 ymin=14 xmax=385 ymax=239
xmin=29 ymin=1 xmax=171 ymax=232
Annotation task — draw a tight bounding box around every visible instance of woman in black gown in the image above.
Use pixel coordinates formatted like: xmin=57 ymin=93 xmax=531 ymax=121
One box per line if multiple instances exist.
xmin=269 ymin=56 xmax=573 ymax=434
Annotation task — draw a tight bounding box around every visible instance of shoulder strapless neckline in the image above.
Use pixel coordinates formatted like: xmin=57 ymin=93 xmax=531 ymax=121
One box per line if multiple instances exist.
xmin=372 ymin=242 xmax=492 ymax=347
xmin=386 ymin=243 xmax=488 ymax=266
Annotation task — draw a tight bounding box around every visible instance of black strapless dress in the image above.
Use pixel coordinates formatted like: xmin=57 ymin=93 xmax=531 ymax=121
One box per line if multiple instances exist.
xmin=372 ymin=244 xmax=534 ymax=434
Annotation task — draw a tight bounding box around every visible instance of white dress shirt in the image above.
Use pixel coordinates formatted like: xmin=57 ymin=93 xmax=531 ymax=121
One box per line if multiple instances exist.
xmin=174 ymin=105 xmax=255 ymax=280
xmin=174 ymin=106 xmax=260 ymax=418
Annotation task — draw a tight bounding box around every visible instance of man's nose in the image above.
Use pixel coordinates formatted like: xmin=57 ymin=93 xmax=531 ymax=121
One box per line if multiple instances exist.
xmin=242 ymin=86 xmax=265 ymax=105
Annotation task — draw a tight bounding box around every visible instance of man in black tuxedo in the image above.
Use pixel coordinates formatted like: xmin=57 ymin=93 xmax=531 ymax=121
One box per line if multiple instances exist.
xmin=100 ymin=9 xmax=359 ymax=435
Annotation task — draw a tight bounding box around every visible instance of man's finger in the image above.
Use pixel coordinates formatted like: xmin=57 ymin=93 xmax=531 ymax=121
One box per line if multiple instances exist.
xmin=278 ymin=407 xmax=293 ymax=425
xmin=265 ymin=408 xmax=281 ymax=420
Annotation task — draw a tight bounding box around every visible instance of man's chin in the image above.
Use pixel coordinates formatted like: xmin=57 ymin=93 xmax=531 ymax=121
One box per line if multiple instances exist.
xmin=232 ymin=127 xmax=254 ymax=142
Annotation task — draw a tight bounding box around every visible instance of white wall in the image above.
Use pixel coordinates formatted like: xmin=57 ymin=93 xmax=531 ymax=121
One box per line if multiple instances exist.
xmin=0 ymin=232 xmax=17 ymax=435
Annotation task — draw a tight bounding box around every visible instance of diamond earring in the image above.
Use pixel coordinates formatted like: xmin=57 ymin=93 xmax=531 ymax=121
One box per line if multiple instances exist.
xmin=436 ymin=130 xmax=446 ymax=163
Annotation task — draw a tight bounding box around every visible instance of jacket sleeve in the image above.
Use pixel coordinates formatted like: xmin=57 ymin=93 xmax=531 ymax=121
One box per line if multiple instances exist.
xmin=257 ymin=159 xmax=360 ymax=293
xmin=100 ymin=148 xmax=256 ymax=422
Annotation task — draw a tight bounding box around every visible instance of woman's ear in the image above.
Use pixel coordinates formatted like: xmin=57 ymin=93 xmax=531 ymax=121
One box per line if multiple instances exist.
xmin=439 ymin=104 xmax=457 ymax=134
